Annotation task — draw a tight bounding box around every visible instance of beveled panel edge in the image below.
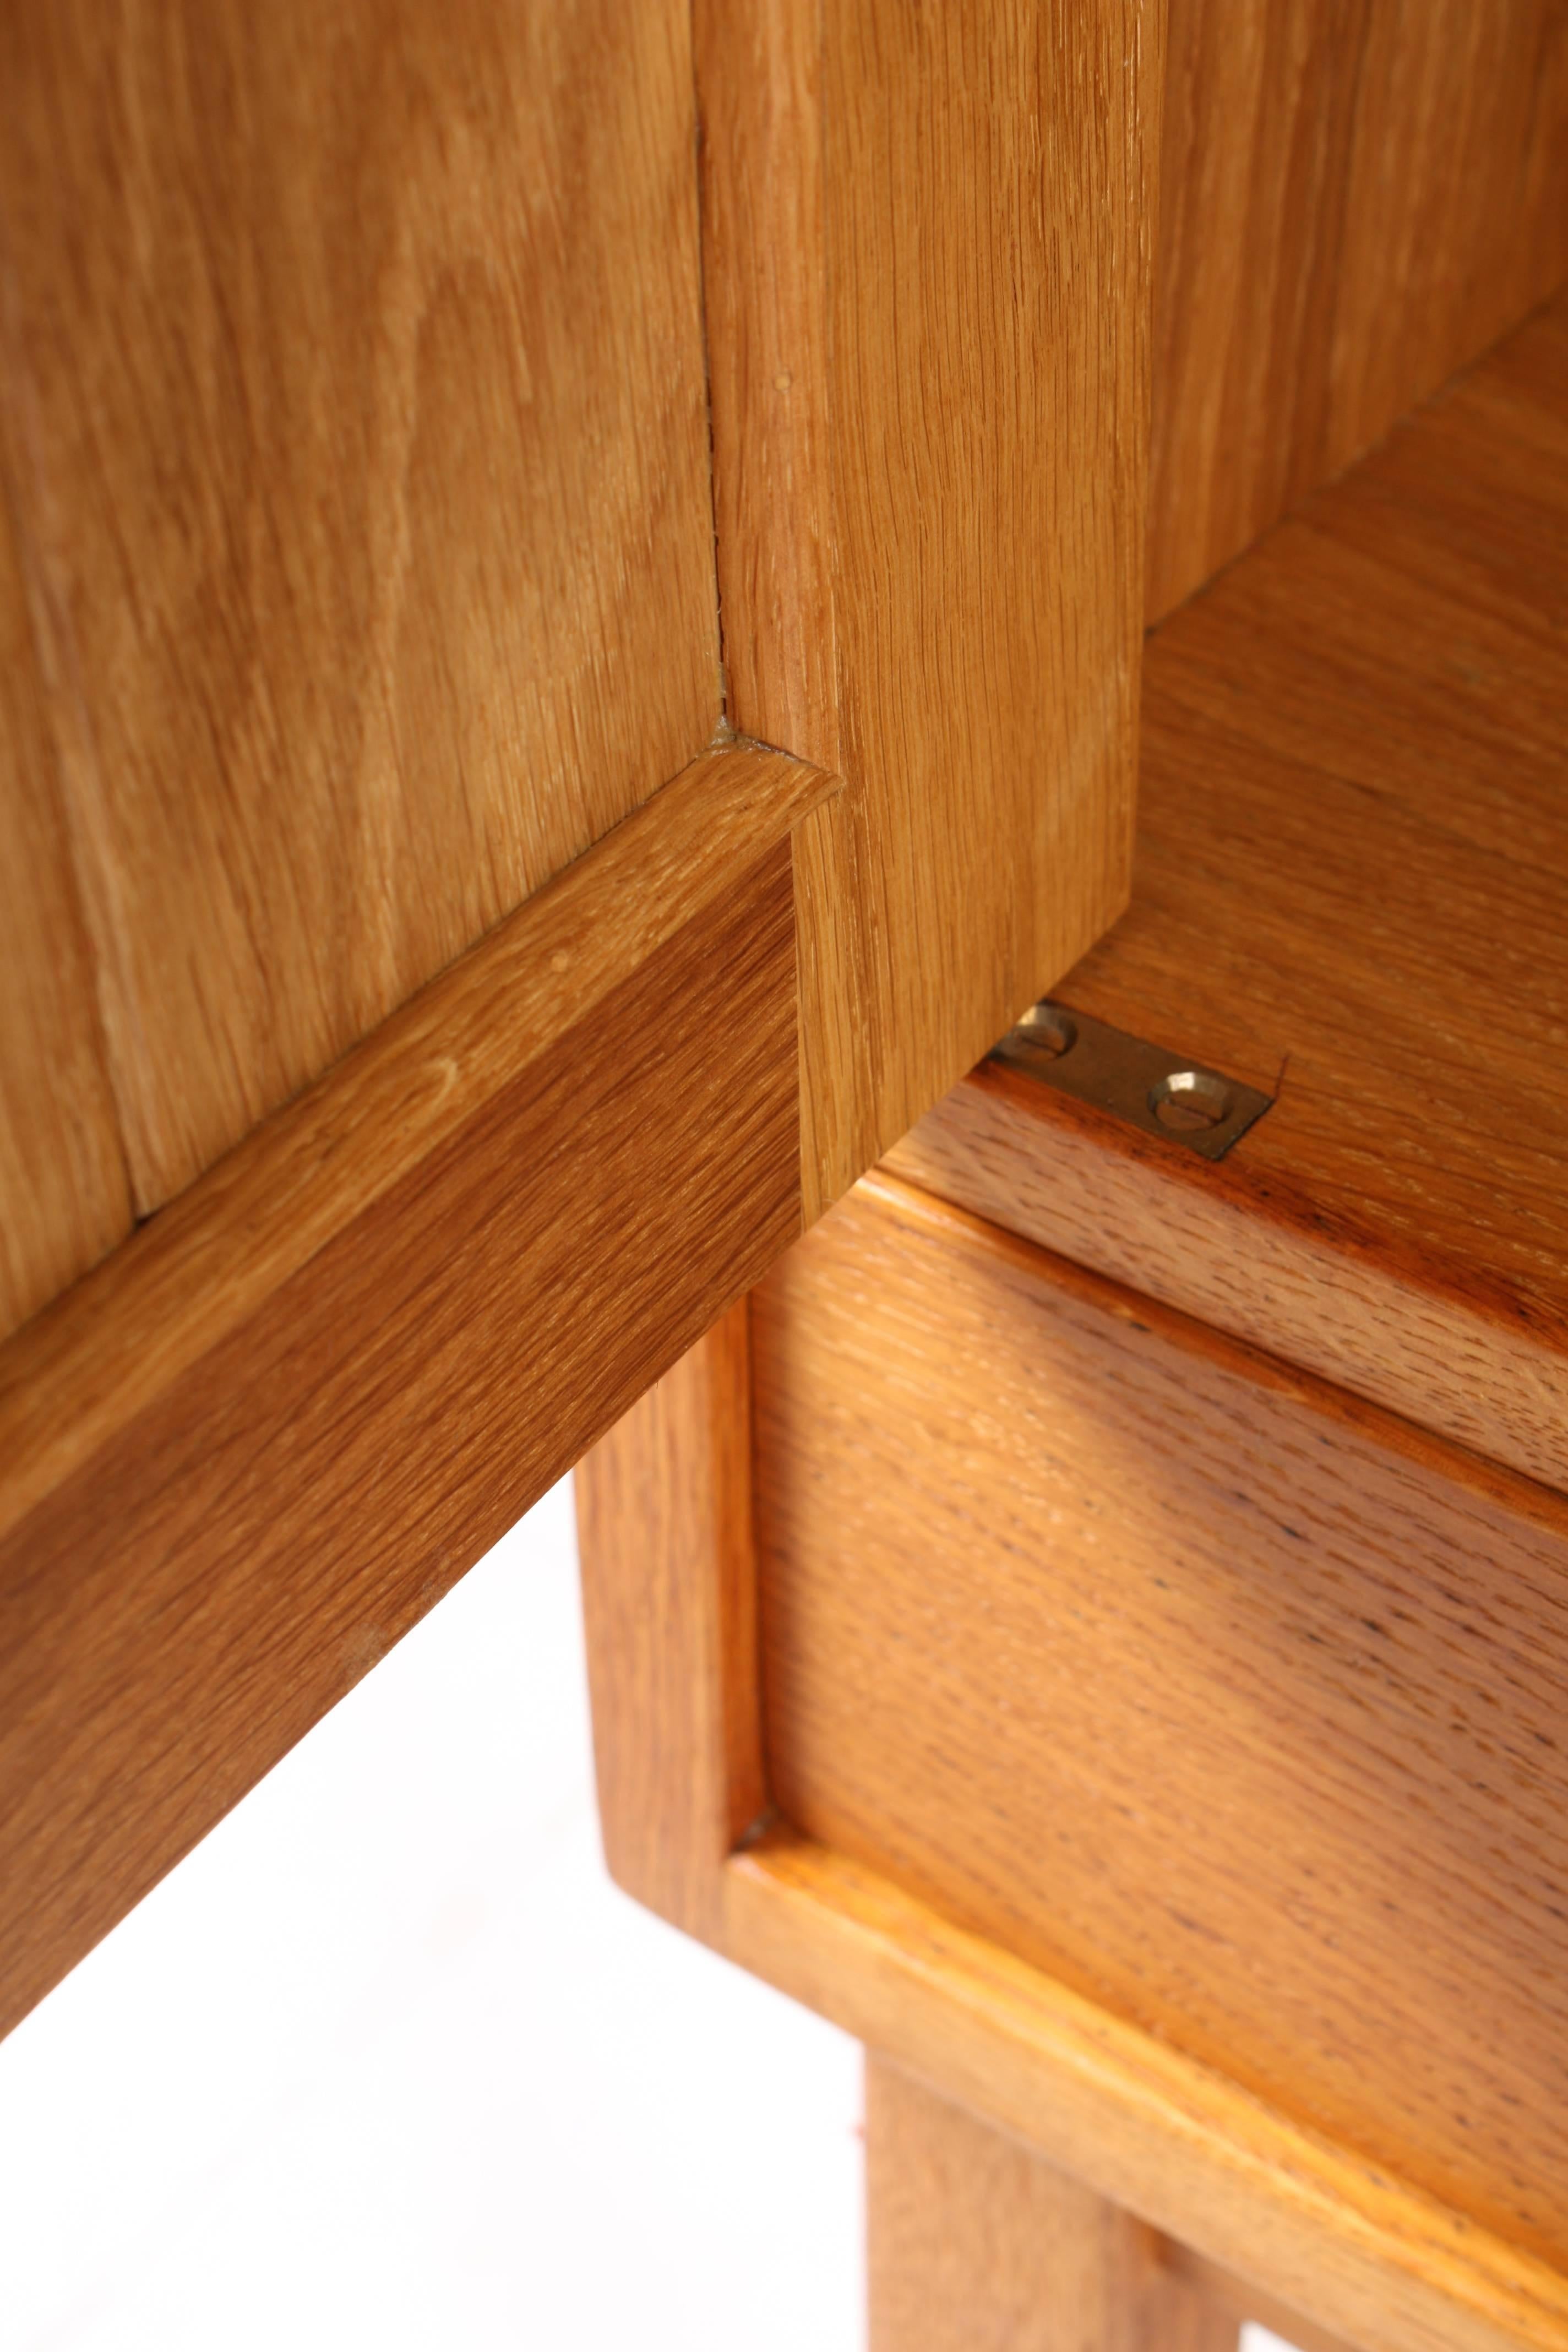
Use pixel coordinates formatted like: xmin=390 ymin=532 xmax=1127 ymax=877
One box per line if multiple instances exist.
xmin=888 ymin=1065 xmax=1568 ymax=1499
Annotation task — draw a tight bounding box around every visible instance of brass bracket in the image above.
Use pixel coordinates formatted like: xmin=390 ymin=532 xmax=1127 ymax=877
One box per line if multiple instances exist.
xmin=992 ymin=1002 xmax=1272 ymax=1162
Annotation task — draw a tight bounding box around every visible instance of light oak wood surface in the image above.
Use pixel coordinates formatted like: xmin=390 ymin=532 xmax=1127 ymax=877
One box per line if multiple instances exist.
xmin=867 ymin=2056 xmax=1239 ymax=2352
xmin=0 ymin=745 xmax=824 ymax=2041
xmin=15 ymin=19 xmax=1564 ymax=2336
xmin=699 ymin=0 xmax=1158 ymax=1215
xmin=0 ymin=6 xmax=1161 ymax=2051
xmin=575 ymin=45 xmax=1568 ymax=2351
xmin=0 ymin=0 xmax=720 ymax=1260
xmin=753 ymin=1172 xmax=1568 ymax=2271
xmin=0 ymin=471 xmax=130 ymax=1334
xmin=892 ymin=290 xmax=1568 ymax=1495
xmin=0 ymin=748 xmax=827 ymax=1536
xmin=1148 ymin=0 xmax=1568 ymax=617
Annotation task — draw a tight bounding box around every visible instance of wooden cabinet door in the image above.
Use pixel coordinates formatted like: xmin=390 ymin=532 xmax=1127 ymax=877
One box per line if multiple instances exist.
xmin=0 ymin=1 xmax=1155 ymax=2033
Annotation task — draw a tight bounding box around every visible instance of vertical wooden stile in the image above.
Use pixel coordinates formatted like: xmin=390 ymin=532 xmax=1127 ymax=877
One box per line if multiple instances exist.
xmin=697 ymin=0 xmax=1163 ymax=1219
xmin=575 ymin=1300 xmax=765 ymax=1947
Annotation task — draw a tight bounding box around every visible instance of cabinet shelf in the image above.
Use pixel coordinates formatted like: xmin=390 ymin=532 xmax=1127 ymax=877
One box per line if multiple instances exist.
xmin=894 ymin=290 xmax=1568 ymax=1493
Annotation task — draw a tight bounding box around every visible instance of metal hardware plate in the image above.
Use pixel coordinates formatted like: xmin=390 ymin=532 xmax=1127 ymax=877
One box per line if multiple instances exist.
xmin=991 ymin=1002 xmax=1272 ymax=1161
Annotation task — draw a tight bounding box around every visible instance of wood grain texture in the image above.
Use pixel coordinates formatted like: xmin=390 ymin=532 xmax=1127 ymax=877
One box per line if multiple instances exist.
xmin=1148 ymin=0 xmax=1568 ymax=617
xmin=0 ymin=745 xmax=824 ymax=2041
xmin=0 ymin=0 xmax=719 ymax=1227
xmin=576 ymin=1302 xmax=765 ymax=1948
xmin=727 ymin=1834 xmax=1568 ymax=2352
xmin=698 ymin=0 xmax=1159 ymax=1215
xmin=575 ymin=1219 xmax=1567 ymax=2351
xmin=698 ymin=0 xmax=836 ymax=772
xmin=0 ymin=443 xmax=130 ymax=1334
xmin=753 ymin=1173 xmax=1568 ymax=2272
xmin=892 ymin=291 xmax=1568 ymax=1495
xmin=0 ymin=747 xmax=827 ymax=1534
xmin=867 ymin=2056 xmax=1239 ymax=2352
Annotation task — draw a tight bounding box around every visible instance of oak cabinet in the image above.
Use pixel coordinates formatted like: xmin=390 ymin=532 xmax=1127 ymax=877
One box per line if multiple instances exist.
xmin=4 ymin=2 xmax=1568 ymax=2344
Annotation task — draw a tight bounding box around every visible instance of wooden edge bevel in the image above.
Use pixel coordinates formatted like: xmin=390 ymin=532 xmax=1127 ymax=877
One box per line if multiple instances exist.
xmin=848 ymin=1167 xmax=1568 ymax=1546
xmin=693 ymin=0 xmax=861 ymax=1235
xmin=695 ymin=0 xmax=837 ymax=774
xmin=886 ymin=1065 xmax=1568 ymax=1500
xmin=0 ymin=740 xmax=834 ymax=1539
xmin=576 ymin=1297 xmax=766 ymax=1950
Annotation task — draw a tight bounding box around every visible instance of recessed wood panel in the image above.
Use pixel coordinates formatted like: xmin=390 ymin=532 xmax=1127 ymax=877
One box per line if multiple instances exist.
xmin=580 ymin=1254 xmax=1568 ymax=2352
xmin=1150 ymin=0 xmax=1568 ymax=617
xmin=0 ymin=0 xmax=719 ymax=1238
xmin=753 ymin=1174 xmax=1568 ymax=2272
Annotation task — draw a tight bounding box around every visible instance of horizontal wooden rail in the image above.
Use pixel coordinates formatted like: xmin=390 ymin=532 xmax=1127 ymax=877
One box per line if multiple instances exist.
xmin=726 ymin=1831 xmax=1568 ymax=2352
xmin=0 ymin=741 xmax=833 ymax=2041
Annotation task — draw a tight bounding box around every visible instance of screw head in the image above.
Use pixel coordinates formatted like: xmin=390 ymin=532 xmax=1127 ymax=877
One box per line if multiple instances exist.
xmin=1148 ymin=1069 xmax=1233 ymax=1133
xmin=1009 ymin=1003 xmax=1077 ymax=1061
